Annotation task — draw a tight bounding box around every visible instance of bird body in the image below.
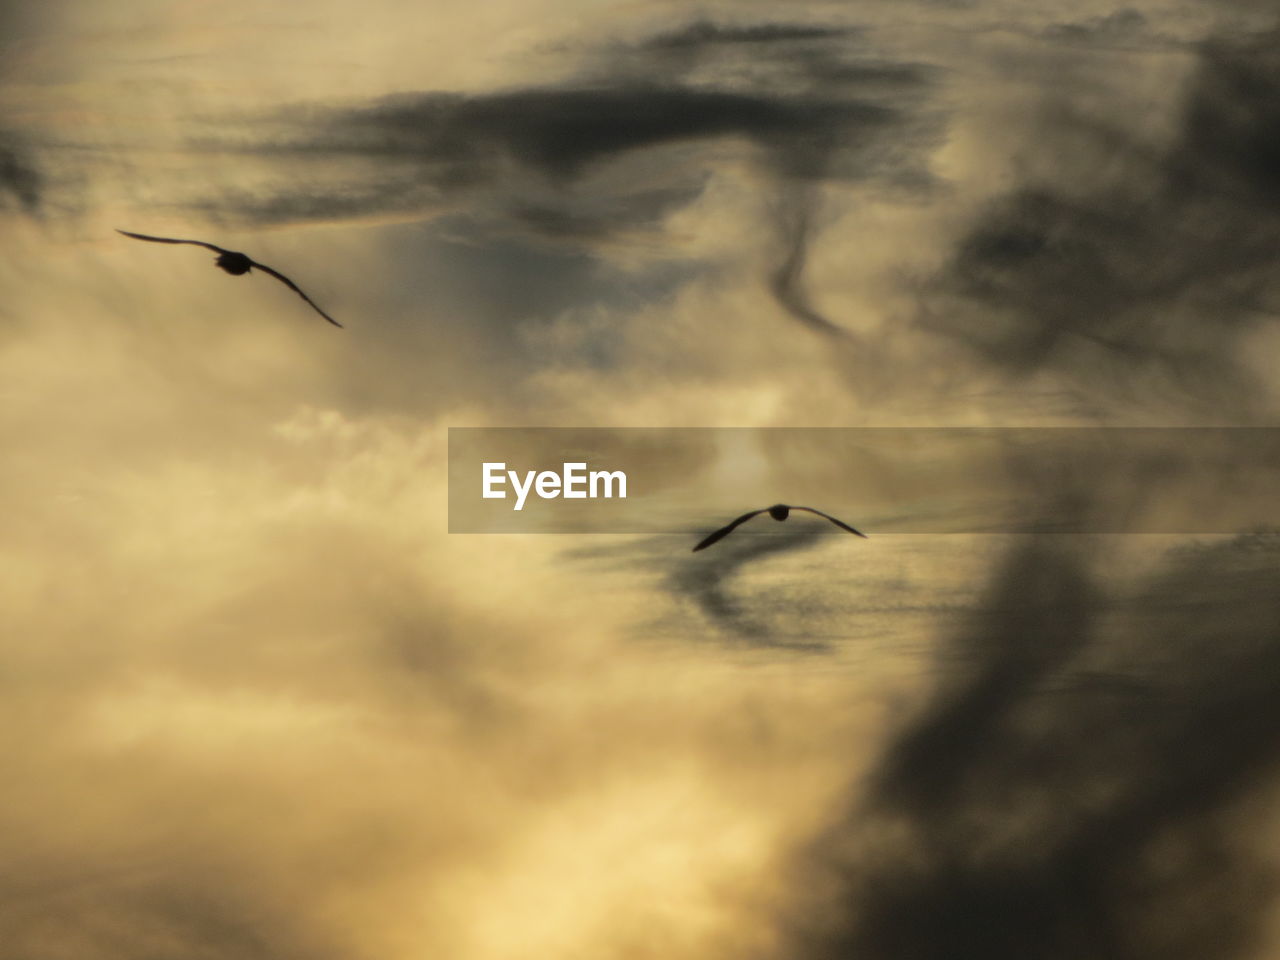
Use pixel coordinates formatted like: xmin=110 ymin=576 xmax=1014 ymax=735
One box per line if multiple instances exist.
xmin=116 ymin=229 xmax=341 ymax=327
xmin=215 ymin=251 xmax=253 ymax=276
xmin=692 ymin=503 xmax=867 ymax=552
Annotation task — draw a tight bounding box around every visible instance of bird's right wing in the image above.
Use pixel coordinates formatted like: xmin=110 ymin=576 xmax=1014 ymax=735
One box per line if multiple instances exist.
xmin=792 ymin=506 xmax=868 ymax=538
xmin=692 ymin=509 xmax=767 ymax=552
xmin=116 ymin=229 xmax=228 ymax=254
xmin=250 ymin=261 xmax=343 ymax=328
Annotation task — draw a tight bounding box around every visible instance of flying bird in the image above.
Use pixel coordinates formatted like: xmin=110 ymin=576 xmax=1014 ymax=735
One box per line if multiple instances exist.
xmin=116 ymin=229 xmax=342 ymax=328
xmin=692 ymin=504 xmax=867 ymax=552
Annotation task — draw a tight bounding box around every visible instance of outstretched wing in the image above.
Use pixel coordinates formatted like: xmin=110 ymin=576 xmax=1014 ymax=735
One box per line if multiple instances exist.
xmin=116 ymin=229 xmax=228 ymax=254
xmin=249 ymin=260 xmax=343 ymax=328
xmin=692 ymin=509 xmax=768 ymax=552
xmin=791 ymin=506 xmax=868 ymax=538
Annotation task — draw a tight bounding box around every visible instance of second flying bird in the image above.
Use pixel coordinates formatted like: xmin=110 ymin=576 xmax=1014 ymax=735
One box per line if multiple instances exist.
xmin=693 ymin=504 xmax=867 ymax=552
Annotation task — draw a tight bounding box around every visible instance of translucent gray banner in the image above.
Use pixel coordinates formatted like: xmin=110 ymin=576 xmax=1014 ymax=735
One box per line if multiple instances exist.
xmin=448 ymin=428 xmax=1280 ymax=535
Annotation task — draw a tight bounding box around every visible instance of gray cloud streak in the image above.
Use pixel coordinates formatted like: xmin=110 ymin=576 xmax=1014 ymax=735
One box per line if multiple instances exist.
xmin=668 ymin=523 xmax=833 ymax=647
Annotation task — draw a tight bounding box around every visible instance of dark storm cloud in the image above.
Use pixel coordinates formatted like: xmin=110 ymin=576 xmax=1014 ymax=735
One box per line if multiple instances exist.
xmin=784 ymin=530 xmax=1280 ymax=959
xmin=222 ymin=84 xmax=913 ymax=226
xmin=200 ymin=20 xmax=939 ymax=335
xmin=328 ymin=86 xmax=894 ymax=180
xmin=925 ymin=25 xmax=1280 ymax=411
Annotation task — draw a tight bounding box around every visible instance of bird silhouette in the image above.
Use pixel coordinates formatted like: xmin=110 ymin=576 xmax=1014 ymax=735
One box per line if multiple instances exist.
xmin=116 ymin=229 xmax=342 ymax=328
xmin=692 ymin=504 xmax=867 ymax=552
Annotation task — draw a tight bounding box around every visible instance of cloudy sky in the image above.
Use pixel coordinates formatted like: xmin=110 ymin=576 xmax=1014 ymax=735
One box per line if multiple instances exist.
xmin=4 ymin=0 xmax=1280 ymax=957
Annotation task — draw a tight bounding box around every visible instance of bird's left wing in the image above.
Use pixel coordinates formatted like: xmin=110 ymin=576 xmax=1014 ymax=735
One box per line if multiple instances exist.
xmin=250 ymin=261 xmax=343 ymax=328
xmin=116 ymin=229 xmax=228 ymax=254
xmin=792 ymin=507 xmax=868 ymax=538
xmin=692 ymin=509 xmax=767 ymax=552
